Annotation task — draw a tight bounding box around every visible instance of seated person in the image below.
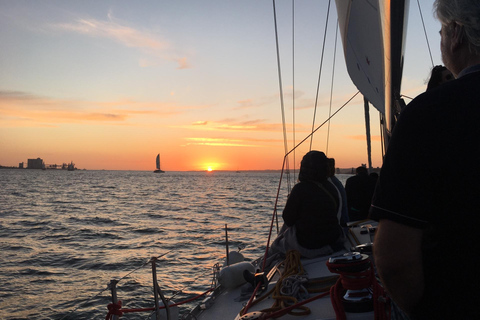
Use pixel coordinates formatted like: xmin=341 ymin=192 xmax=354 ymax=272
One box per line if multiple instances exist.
xmin=268 ymin=151 xmax=345 ymax=260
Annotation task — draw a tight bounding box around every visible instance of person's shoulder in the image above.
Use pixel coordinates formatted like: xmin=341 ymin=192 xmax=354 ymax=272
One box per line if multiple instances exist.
xmin=409 ymin=72 xmax=480 ymax=108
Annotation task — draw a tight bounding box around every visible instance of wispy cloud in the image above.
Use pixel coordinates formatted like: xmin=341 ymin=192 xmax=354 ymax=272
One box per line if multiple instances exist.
xmin=184 ymin=137 xmax=281 ymax=148
xmin=51 ymin=13 xmax=190 ymax=69
xmin=235 ymin=95 xmax=278 ymax=110
xmin=0 ymin=90 xmax=184 ymax=127
xmin=184 ymin=118 xmax=311 ymax=133
xmin=192 ymin=121 xmax=208 ymax=126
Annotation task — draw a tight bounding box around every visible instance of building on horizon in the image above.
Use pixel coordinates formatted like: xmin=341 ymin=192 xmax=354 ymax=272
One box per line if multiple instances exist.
xmin=27 ymin=158 xmax=44 ymax=169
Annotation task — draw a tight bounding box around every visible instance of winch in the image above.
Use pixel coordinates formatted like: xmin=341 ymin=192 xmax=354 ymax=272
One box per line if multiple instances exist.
xmin=326 ymin=252 xmax=374 ymax=313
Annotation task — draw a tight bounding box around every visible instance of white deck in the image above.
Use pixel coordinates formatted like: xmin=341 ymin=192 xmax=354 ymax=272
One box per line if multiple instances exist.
xmin=186 ymin=221 xmax=377 ymax=320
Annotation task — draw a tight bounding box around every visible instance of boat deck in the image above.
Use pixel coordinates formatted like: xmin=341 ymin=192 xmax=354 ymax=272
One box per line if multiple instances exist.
xmin=186 ymin=221 xmax=377 ymax=320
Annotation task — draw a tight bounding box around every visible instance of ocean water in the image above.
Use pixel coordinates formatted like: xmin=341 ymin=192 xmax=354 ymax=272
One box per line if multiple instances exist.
xmin=0 ymin=169 xmax=351 ymax=320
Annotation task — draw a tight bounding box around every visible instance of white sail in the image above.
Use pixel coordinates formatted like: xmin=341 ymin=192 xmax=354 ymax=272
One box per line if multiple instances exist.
xmin=336 ymin=0 xmax=385 ymax=113
xmin=156 ymin=154 xmax=160 ymax=170
xmin=336 ymin=0 xmax=409 ymax=150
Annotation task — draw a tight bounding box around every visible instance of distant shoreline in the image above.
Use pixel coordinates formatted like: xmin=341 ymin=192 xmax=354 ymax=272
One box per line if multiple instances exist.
xmin=0 ymin=166 xmax=379 ymax=174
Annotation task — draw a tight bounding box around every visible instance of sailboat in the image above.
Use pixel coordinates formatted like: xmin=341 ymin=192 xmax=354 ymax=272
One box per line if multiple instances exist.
xmin=153 ymin=153 xmax=165 ymax=173
xmin=105 ymin=0 xmax=417 ymax=319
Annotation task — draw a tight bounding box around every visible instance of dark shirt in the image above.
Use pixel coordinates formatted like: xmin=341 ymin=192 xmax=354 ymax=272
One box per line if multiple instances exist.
xmin=283 ymin=179 xmax=341 ymax=249
xmin=370 ymin=70 xmax=480 ymax=318
xmin=345 ymin=172 xmax=372 ymax=221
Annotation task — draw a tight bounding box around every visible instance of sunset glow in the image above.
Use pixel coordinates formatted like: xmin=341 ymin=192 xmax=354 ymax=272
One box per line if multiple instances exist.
xmin=0 ymin=1 xmax=442 ymax=171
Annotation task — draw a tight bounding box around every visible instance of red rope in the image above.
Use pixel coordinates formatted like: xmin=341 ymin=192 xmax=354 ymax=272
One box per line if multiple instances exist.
xmin=326 ymin=258 xmax=390 ymax=320
xmin=105 ymin=288 xmax=215 ymax=318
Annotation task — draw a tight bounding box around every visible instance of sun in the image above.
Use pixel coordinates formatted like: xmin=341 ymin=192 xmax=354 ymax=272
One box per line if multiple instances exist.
xmin=207 ymin=166 xmax=213 ymax=172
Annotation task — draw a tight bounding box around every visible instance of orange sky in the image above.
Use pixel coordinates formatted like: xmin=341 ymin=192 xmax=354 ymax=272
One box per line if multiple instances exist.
xmin=0 ymin=1 xmax=442 ymax=171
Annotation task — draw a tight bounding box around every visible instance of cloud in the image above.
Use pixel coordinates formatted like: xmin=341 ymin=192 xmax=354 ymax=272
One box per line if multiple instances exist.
xmin=181 ymin=118 xmax=311 ymax=133
xmin=235 ymin=96 xmax=277 ymax=110
xmin=176 ymin=57 xmax=190 ymax=70
xmin=192 ymin=121 xmax=208 ymax=126
xmin=0 ymin=90 xmax=185 ymax=127
xmin=51 ymin=14 xmax=190 ymax=69
xmin=184 ymin=137 xmax=281 ymax=148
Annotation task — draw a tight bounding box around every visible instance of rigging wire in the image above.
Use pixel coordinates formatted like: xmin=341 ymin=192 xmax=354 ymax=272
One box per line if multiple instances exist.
xmin=291 ymin=0 xmax=296 ymax=182
xmin=272 ymin=0 xmax=292 ymax=192
xmin=325 ymin=20 xmax=339 ymax=156
xmin=298 ymin=91 xmax=360 ymax=154
xmin=309 ymin=0 xmax=332 ymax=150
xmin=417 ymin=0 xmax=435 ymax=68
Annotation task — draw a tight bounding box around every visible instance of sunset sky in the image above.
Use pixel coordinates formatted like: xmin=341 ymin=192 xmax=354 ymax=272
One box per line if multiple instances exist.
xmin=1 ymin=0 xmax=442 ymax=171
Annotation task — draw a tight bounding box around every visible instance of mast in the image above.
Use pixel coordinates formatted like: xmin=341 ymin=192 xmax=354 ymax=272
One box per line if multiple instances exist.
xmin=382 ymin=0 xmax=409 ymax=152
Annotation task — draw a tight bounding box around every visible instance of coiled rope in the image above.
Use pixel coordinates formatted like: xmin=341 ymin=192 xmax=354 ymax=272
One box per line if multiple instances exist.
xmin=241 ymin=250 xmax=336 ymax=319
xmin=261 ymin=250 xmax=311 ymax=316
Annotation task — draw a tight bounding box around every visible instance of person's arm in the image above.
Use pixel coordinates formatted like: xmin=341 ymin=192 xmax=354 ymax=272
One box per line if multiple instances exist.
xmin=374 ymin=219 xmax=424 ymax=315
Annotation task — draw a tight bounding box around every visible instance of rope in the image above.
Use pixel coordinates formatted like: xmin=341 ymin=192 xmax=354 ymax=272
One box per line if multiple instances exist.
xmin=416 ymin=0 xmax=434 ymax=68
xmin=249 ymin=251 xmax=335 ymax=319
xmin=272 ymin=0 xmax=292 ymax=193
xmin=326 ymin=257 xmax=390 ymax=320
xmin=280 ymin=275 xmax=309 ymax=300
xmin=326 ymin=20 xmax=339 ymax=156
xmin=260 ymin=251 xmax=310 ymax=316
xmin=310 ymin=0 xmax=332 ymax=150
xmin=105 ymin=288 xmax=215 ymax=319
xmin=291 ymin=0 xmax=297 ymax=183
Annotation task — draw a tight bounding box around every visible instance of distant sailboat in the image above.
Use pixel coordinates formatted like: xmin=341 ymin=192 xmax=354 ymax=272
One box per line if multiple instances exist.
xmin=153 ymin=154 xmax=165 ymax=173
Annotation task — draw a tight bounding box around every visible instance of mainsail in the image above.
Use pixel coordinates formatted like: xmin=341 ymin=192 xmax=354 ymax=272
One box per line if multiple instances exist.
xmin=335 ymin=0 xmax=409 ymax=151
xmin=154 ymin=153 xmax=164 ymax=173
